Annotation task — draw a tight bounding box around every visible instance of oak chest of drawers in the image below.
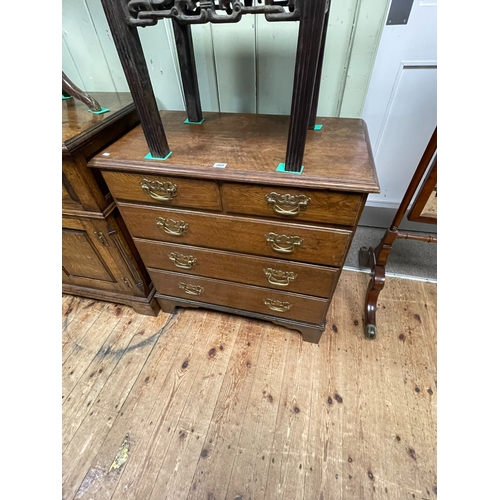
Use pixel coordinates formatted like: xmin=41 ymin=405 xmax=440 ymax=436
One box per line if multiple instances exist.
xmin=90 ymin=110 xmax=379 ymax=343
xmin=62 ymin=92 xmax=159 ymax=315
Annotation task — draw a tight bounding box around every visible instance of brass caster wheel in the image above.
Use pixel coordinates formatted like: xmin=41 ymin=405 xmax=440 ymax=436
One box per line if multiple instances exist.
xmin=365 ymin=324 xmax=376 ymax=339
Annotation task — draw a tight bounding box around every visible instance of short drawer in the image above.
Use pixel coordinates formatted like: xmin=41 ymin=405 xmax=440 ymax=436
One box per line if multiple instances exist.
xmin=102 ymin=171 xmax=222 ymax=210
xmin=221 ymin=182 xmax=363 ymax=226
xmin=134 ymin=239 xmax=339 ymax=298
xmin=119 ymin=204 xmax=352 ymax=267
xmin=149 ymin=269 xmax=329 ymax=324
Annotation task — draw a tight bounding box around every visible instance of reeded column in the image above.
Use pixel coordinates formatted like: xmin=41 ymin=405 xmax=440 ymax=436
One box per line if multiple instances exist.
xmin=284 ymin=0 xmax=329 ymax=172
xmin=100 ymin=0 xmax=170 ymax=158
xmin=172 ymin=19 xmax=203 ymax=123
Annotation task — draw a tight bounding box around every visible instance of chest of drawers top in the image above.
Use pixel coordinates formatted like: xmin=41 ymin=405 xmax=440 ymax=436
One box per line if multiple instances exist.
xmin=62 ymin=92 xmax=137 ymax=159
xmin=62 ymin=92 xmax=140 ymax=216
xmin=88 ymin=111 xmax=380 ymax=196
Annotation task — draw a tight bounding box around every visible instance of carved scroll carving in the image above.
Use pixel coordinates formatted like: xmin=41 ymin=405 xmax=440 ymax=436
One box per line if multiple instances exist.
xmin=127 ymin=0 xmax=301 ymax=27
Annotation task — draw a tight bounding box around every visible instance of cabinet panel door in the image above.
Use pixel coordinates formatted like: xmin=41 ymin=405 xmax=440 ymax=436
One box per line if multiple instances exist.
xmin=62 ymin=217 xmax=129 ymax=293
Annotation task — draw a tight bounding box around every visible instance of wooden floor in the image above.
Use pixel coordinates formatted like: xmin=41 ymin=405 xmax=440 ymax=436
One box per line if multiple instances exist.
xmin=62 ymin=270 xmax=437 ymax=500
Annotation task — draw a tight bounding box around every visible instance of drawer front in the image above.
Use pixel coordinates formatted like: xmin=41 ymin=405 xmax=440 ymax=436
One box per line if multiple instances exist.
xmin=102 ymin=171 xmax=222 ymax=210
xmin=221 ymin=182 xmax=363 ymax=226
xmin=134 ymin=239 xmax=339 ymax=298
xmin=149 ymin=269 xmax=329 ymax=324
xmin=119 ymin=204 xmax=352 ymax=267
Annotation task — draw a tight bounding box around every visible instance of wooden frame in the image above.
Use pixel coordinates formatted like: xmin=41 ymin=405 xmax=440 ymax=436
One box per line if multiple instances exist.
xmin=100 ymin=0 xmax=330 ymax=171
xmin=407 ymin=158 xmax=437 ymax=224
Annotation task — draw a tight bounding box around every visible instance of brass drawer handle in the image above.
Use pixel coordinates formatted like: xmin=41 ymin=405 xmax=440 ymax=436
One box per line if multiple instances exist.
xmin=263 ymin=268 xmax=297 ymax=286
xmin=265 ymin=192 xmax=311 ymax=216
xmin=179 ymin=282 xmax=204 ymax=296
xmin=169 ymin=252 xmax=197 ymax=269
xmin=141 ymin=178 xmax=177 ymax=202
xmin=264 ymin=298 xmax=292 ymax=313
xmin=265 ymin=232 xmax=302 ymax=253
xmin=156 ymin=217 xmax=188 ymax=236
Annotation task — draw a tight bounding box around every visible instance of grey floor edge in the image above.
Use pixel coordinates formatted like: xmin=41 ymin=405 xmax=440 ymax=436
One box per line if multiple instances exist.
xmin=345 ymin=225 xmax=437 ymax=282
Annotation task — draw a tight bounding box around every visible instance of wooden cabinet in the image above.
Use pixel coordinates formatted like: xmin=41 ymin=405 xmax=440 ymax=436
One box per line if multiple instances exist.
xmin=90 ymin=111 xmax=379 ymax=342
xmin=62 ymin=92 xmax=159 ymax=315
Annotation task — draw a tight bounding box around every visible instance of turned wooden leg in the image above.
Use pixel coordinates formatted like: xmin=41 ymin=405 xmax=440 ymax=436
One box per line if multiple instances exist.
xmin=284 ymin=0 xmax=328 ymax=172
xmin=62 ymin=71 xmax=103 ymax=112
xmin=100 ymin=0 xmax=170 ymax=159
xmin=172 ymin=19 xmax=203 ymax=124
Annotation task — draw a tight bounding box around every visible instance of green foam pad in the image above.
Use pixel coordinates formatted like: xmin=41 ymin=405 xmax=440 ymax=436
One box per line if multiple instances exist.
xmin=276 ymin=163 xmax=304 ymax=174
xmin=88 ymin=107 xmax=110 ymax=115
xmin=144 ymin=151 xmax=173 ymax=161
xmin=184 ymin=118 xmax=205 ymax=125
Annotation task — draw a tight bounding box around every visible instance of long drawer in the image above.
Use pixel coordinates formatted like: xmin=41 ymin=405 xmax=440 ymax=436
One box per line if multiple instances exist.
xmin=118 ymin=203 xmax=352 ymax=267
xmin=149 ymin=269 xmax=329 ymax=324
xmin=221 ymin=182 xmax=363 ymax=226
xmin=102 ymin=171 xmax=222 ymax=210
xmin=134 ymin=239 xmax=339 ymax=298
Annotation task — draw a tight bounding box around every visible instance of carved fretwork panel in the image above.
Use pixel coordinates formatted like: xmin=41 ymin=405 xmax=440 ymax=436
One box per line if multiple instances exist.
xmin=127 ymin=0 xmax=301 ymax=26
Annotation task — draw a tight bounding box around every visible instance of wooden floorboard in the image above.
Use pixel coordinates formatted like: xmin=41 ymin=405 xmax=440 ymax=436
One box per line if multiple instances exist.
xmin=62 ymin=299 xmax=112 ymax=364
xmin=225 ymin=324 xmax=290 ymax=499
xmin=62 ymin=270 xmax=437 ymax=500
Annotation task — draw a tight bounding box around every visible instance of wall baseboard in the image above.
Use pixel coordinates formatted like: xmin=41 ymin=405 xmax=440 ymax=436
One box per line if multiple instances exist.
xmin=359 ymin=205 xmax=437 ymax=233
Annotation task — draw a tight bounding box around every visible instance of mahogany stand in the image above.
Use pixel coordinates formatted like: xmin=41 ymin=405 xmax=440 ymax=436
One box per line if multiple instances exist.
xmin=358 ymin=128 xmax=437 ymax=339
xmin=99 ymin=0 xmax=330 ymax=171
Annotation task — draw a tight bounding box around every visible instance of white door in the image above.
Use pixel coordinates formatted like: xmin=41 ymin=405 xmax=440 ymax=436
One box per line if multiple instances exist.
xmin=362 ymin=0 xmax=437 ymax=214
